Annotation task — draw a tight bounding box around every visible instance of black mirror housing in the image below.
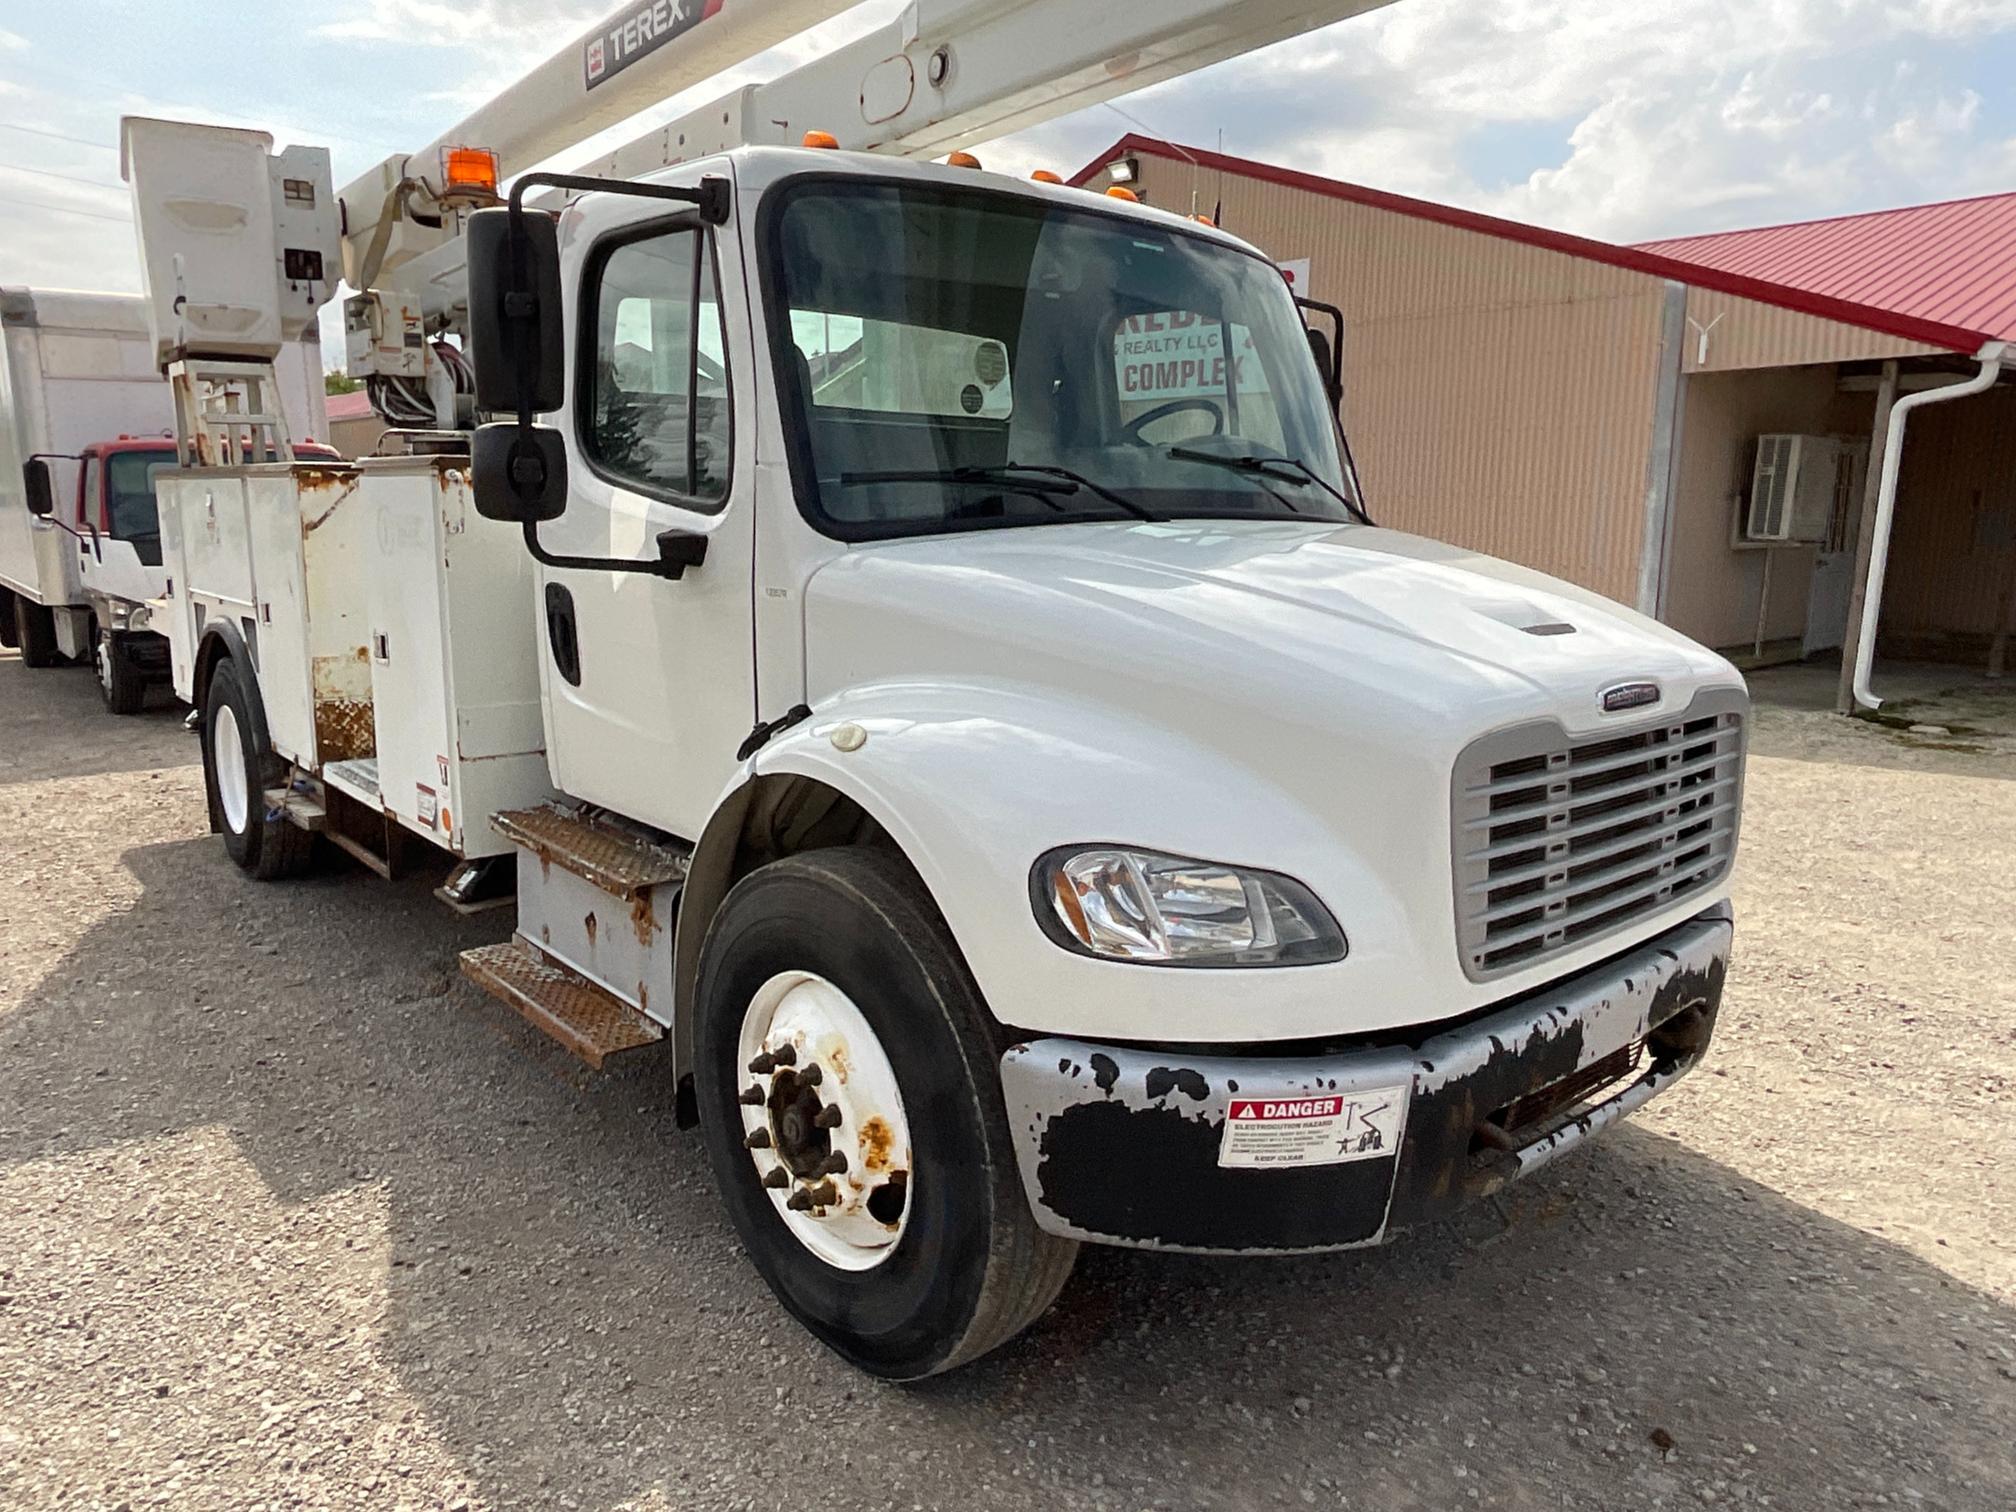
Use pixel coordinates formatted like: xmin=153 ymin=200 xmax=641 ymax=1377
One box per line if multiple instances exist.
xmin=467 ymin=207 xmax=565 ymax=416
xmin=23 ymin=457 xmax=54 ymax=518
xmin=473 ymin=422 xmax=568 ymax=523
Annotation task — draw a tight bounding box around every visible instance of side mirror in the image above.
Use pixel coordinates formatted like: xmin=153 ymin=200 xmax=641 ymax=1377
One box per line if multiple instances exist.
xmin=1295 ymin=294 xmax=1345 ymax=412
xmin=23 ymin=457 xmax=54 ymax=518
xmin=473 ymin=423 xmax=568 ymax=523
xmin=467 ymin=206 xmax=565 ymax=417
xmin=1306 ymin=328 xmax=1338 ymax=406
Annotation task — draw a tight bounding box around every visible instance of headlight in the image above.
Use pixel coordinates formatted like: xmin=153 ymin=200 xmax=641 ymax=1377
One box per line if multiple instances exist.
xmin=1033 ymin=847 xmax=1346 ymax=967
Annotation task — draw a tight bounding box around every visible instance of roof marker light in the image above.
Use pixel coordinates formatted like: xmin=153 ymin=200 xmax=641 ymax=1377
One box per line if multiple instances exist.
xmin=1030 ymin=170 xmax=1064 ymax=184
xmin=946 ymin=151 xmax=983 ymax=170
xmin=803 ymin=130 xmax=840 ymax=149
xmin=1106 ymin=186 xmax=1141 ymax=203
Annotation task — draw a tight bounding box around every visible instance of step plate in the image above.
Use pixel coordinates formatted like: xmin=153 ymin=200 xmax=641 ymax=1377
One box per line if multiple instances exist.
xmin=460 ymin=939 xmax=664 ymax=1070
xmin=491 ymin=805 xmax=686 ymax=899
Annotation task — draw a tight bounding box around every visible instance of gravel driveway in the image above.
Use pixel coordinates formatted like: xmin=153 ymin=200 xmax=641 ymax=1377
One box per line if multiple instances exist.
xmin=1 ymin=652 xmax=2010 ymax=1511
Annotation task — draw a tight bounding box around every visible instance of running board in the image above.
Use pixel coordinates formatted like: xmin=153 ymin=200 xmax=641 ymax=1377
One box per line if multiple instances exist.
xmin=460 ymin=937 xmax=665 ymax=1070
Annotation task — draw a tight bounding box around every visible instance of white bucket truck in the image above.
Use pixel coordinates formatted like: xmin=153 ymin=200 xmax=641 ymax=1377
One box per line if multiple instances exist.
xmin=130 ymin=0 xmax=1747 ymax=1378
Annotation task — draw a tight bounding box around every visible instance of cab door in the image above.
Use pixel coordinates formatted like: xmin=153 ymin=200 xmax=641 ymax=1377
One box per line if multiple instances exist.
xmin=538 ymin=177 xmax=756 ymax=842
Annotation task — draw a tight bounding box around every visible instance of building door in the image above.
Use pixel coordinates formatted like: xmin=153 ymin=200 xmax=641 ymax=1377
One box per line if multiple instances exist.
xmin=1805 ymin=441 xmax=1869 ymax=655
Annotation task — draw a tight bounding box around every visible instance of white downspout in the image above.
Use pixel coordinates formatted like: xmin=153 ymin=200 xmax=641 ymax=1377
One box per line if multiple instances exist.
xmin=1851 ymin=340 xmax=2007 ymax=711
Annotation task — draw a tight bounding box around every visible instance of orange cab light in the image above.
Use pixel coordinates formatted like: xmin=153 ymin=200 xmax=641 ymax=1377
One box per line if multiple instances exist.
xmin=440 ymin=146 xmax=500 ymax=195
xmin=1191 ymin=214 xmax=1217 ymax=227
xmin=1030 ymin=169 xmax=1064 ymax=184
xmin=946 ymin=150 xmax=983 ymax=170
xmin=802 ymin=130 xmax=840 ymax=150
xmin=1106 ymin=185 xmax=1141 ymax=202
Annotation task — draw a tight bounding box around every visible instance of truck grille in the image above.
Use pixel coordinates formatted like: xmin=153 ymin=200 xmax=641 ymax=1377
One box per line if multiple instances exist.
xmin=1451 ymin=688 xmax=1746 ymax=981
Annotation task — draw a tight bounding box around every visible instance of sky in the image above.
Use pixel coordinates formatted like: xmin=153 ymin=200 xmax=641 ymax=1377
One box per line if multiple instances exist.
xmin=4 ymin=0 xmax=2016 ymax=364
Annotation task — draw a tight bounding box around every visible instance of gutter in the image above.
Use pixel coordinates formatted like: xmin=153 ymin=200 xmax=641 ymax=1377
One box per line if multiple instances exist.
xmin=1851 ymin=340 xmax=2007 ymax=712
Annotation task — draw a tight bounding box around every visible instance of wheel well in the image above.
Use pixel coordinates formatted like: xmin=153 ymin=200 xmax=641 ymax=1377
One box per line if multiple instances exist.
xmin=672 ymin=774 xmax=911 ymax=1114
xmin=192 ymin=629 xmax=234 ymax=712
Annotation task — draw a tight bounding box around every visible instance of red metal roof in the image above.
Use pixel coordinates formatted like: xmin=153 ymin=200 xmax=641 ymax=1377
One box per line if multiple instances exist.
xmin=1073 ymin=135 xmax=2002 ymax=355
xmin=1635 ymin=192 xmax=2016 ymax=344
xmin=325 ymin=388 xmax=376 ymax=422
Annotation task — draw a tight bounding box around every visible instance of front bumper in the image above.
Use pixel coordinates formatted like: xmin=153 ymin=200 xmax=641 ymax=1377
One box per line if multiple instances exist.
xmin=999 ymin=903 xmax=1730 ymax=1254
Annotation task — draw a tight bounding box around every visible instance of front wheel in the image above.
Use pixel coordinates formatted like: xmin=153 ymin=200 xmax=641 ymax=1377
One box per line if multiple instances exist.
xmin=694 ymin=849 xmax=1077 ymax=1380
xmin=95 ymin=630 xmax=147 ymax=715
xmin=202 ymin=660 xmax=313 ymax=880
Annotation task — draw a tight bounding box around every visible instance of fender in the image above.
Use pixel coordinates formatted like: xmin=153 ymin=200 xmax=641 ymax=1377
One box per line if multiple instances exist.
xmin=672 ymin=680 xmax=1427 ymax=1049
xmin=190 ymin=617 xmax=271 ymax=835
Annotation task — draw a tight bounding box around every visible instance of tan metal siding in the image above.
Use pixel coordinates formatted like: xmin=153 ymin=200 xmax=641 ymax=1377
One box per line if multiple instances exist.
xmin=1137 ymin=156 xmax=1667 ymax=603
xmin=1682 ymin=288 xmax=1944 ymax=373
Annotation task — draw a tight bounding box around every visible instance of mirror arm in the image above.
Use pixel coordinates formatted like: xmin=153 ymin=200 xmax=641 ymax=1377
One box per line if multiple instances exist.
xmin=519 ymin=520 xmax=707 ymax=581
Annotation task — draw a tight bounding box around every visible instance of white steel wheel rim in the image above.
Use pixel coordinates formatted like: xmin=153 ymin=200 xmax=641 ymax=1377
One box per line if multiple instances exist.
xmin=735 ymin=971 xmax=913 ymax=1272
xmin=212 ymin=703 xmax=251 ymax=834
xmin=95 ymin=636 xmax=114 ymax=697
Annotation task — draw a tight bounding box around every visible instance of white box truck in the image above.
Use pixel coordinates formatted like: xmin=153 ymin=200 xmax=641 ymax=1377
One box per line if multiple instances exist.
xmin=125 ymin=0 xmax=1747 ymax=1380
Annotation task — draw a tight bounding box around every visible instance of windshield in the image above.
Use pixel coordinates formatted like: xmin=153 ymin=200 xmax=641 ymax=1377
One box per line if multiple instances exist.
xmin=105 ymin=451 xmax=173 ymax=564
xmin=765 ymin=179 xmax=1357 ymax=540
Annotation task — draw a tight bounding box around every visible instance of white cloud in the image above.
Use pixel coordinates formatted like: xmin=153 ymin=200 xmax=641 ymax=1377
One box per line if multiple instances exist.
xmin=0 ymin=29 xmax=26 ymax=52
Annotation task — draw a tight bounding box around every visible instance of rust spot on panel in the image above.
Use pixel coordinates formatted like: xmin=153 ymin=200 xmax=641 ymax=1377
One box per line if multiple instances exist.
xmin=630 ymin=891 xmax=658 ymax=948
xmin=299 ymin=472 xmax=361 ymax=532
xmin=859 ymin=1115 xmax=894 ymax=1174
xmin=583 ymin=912 xmax=598 ymax=946
xmin=313 ymin=697 xmax=376 ymax=763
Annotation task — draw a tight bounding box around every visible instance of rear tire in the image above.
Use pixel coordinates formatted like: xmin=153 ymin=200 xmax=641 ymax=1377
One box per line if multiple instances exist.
xmin=202 ymin=660 xmax=314 ymax=880
xmin=96 ymin=630 xmax=147 ymax=715
xmin=0 ymin=589 xmax=17 ymax=650
xmin=695 ymin=848 xmax=1077 ymax=1380
xmin=12 ymin=596 xmax=60 ymax=668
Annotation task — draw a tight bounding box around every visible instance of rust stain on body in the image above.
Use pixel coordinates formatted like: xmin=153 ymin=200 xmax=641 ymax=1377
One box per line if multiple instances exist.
xmin=312 ymin=650 xmax=376 ymax=763
xmin=630 ymin=892 xmax=658 ymax=948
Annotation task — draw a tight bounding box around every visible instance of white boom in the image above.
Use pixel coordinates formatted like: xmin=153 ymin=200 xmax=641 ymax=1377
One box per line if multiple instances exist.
xmin=341 ymin=0 xmax=1396 ymax=308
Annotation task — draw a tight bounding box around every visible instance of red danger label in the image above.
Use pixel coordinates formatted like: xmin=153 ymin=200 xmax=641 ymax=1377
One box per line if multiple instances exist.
xmin=1229 ymin=1097 xmax=1345 ymax=1121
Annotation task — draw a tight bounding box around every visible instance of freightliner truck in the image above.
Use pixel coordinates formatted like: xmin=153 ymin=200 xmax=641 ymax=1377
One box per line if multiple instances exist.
xmin=119 ymin=0 xmax=1746 ymax=1378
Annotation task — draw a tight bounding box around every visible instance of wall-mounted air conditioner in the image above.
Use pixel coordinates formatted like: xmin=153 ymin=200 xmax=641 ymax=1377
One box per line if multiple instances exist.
xmin=1745 ymin=434 xmax=1841 ymax=543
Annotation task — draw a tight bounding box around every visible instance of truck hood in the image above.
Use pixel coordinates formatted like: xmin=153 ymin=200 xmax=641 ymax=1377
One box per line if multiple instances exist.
xmin=803 ymin=519 xmax=1735 ymax=749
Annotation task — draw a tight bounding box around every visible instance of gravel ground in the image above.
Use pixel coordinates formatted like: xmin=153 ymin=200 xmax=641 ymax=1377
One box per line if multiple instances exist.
xmin=0 ymin=651 xmax=2010 ymax=1512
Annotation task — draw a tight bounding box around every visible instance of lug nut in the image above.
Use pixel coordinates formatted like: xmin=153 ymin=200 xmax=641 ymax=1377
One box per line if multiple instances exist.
xmin=818 ymin=1152 xmax=849 ymax=1176
xmin=738 ymin=1085 xmax=766 ymax=1106
xmin=745 ymin=1128 xmax=772 ymax=1150
xmin=812 ymin=1105 xmax=843 ymax=1130
xmin=762 ymin=1167 xmax=790 ymax=1190
xmin=786 ymin=1189 xmax=814 ymax=1212
xmin=800 ymin=1064 xmax=823 ymax=1087
xmin=772 ymin=1044 xmax=798 ymax=1067
xmin=748 ymin=1052 xmax=776 ymax=1075
xmin=804 ymin=1180 xmax=840 ymax=1207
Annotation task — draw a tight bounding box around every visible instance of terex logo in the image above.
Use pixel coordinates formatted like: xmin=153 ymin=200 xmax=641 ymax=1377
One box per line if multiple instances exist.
xmin=1229 ymin=1097 xmax=1345 ymax=1122
xmin=584 ymin=0 xmax=722 ymax=91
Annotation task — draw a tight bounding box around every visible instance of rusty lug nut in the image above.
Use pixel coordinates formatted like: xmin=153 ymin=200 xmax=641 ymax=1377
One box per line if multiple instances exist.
xmin=818 ymin=1152 xmax=849 ymax=1176
xmin=761 ymin=1168 xmax=790 ymax=1190
xmin=747 ymin=1052 xmax=776 ymax=1075
xmin=738 ymin=1085 xmax=766 ymax=1106
xmin=799 ymin=1063 xmax=823 ymax=1087
xmin=744 ymin=1128 xmax=772 ymax=1150
xmin=812 ymin=1105 xmax=843 ymax=1130
xmin=804 ymin=1180 xmax=840 ymax=1207
xmin=772 ymin=1044 xmax=798 ymax=1067
xmin=786 ymin=1189 xmax=814 ymax=1212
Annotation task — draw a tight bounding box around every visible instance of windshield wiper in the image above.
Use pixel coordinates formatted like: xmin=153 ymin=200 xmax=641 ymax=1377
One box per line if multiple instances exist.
xmin=1167 ymin=447 xmax=1371 ymax=525
xmin=839 ymin=464 xmax=1161 ymax=522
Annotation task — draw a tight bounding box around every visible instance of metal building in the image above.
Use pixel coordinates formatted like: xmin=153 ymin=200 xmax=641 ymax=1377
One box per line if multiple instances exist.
xmin=1074 ymin=136 xmax=2016 ymax=710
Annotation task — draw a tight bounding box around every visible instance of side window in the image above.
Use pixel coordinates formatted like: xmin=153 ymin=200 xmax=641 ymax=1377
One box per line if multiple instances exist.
xmin=1111 ymin=310 xmax=1285 ymax=451
xmin=584 ymin=224 xmax=730 ymax=505
xmin=79 ymin=454 xmax=102 ymax=530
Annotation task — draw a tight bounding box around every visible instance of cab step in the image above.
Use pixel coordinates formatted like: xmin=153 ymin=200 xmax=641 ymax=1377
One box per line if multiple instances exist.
xmin=491 ymin=804 xmax=688 ymax=897
xmin=460 ymin=936 xmax=665 ymax=1070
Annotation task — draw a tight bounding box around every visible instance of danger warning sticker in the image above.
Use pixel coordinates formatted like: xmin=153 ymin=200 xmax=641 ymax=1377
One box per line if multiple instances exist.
xmin=1218 ymin=1085 xmax=1409 ymax=1170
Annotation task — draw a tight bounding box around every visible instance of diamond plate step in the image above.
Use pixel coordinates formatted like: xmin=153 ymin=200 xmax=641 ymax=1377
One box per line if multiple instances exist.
xmin=459 ymin=937 xmax=665 ymax=1070
xmin=490 ymin=804 xmax=687 ymax=900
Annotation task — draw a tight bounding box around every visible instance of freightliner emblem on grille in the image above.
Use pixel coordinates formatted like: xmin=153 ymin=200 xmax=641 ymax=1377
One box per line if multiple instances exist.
xmin=1600 ymin=681 xmax=1662 ymax=714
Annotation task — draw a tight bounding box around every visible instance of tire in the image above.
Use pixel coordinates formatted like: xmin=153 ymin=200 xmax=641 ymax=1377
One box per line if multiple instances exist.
xmin=694 ymin=848 xmax=1077 ymax=1380
xmin=202 ymin=659 xmax=314 ymax=880
xmin=13 ymin=595 xmax=60 ymax=669
xmin=0 ymin=589 xmax=17 ymax=650
xmin=95 ymin=630 xmax=147 ymax=715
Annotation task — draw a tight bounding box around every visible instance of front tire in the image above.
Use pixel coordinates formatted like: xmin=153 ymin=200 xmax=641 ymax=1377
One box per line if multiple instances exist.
xmin=695 ymin=848 xmax=1077 ymax=1380
xmin=96 ymin=630 xmax=147 ymax=715
xmin=202 ymin=660 xmax=313 ymax=880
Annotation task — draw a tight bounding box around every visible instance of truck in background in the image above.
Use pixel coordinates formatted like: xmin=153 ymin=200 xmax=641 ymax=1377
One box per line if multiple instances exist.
xmin=122 ymin=0 xmax=1747 ymax=1380
xmin=1 ymin=286 xmax=329 ymax=709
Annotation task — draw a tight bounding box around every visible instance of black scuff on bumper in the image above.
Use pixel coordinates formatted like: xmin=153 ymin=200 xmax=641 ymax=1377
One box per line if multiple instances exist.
xmin=998 ymin=904 xmax=1730 ymax=1255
